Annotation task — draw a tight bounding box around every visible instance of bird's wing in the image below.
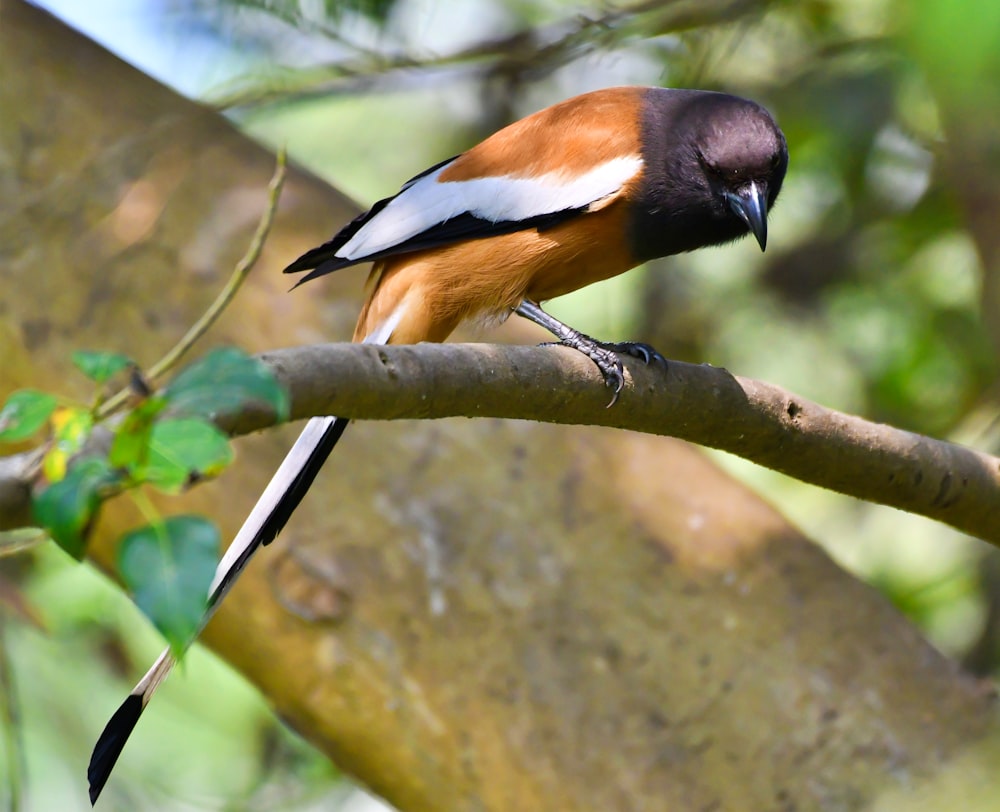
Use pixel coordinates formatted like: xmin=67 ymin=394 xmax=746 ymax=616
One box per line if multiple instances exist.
xmin=284 ymin=87 xmax=646 ymax=283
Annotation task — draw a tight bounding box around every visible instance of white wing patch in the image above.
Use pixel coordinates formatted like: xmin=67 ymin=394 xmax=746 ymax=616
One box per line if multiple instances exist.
xmin=337 ymin=155 xmax=643 ymax=261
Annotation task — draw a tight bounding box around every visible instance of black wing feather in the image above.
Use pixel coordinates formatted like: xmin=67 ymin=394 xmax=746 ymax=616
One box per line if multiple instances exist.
xmin=283 ymin=155 xmax=462 ymax=279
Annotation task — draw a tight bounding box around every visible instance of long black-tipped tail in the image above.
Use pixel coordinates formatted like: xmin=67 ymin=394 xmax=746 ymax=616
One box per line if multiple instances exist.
xmin=206 ymin=416 xmax=350 ymax=605
xmin=88 ymin=695 xmax=142 ymax=804
xmin=88 ymin=649 xmax=174 ymax=804
xmin=87 ymin=415 xmax=351 ymax=805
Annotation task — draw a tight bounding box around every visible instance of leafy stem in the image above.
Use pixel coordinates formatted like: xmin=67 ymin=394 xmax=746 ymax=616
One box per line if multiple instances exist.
xmin=96 ymin=146 xmax=288 ymax=419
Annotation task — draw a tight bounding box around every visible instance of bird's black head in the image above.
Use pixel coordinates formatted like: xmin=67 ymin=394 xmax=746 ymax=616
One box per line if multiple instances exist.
xmin=631 ymin=89 xmax=788 ymax=261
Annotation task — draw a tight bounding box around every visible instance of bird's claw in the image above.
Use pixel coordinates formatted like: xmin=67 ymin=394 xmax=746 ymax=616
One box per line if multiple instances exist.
xmin=519 ymin=300 xmax=666 ymax=406
xmin=596 ymin=340 xmax=666 ymax=367
xmin=541 ymin=339 xmax=626 ymax=407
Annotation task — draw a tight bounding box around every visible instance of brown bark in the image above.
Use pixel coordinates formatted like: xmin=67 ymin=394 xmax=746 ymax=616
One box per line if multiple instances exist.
xmin=1 ymin=2 xmax=996 ymax=810
xmin=6 ymin=340 xmax=1000 ymax=544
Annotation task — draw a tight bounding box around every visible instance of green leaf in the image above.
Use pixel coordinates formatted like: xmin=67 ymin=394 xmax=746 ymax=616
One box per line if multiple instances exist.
xmin=139 ymin=418 xmax=234 ymax=492
xmin=117 ymin=516 xmax=219 ymax=653
xmin=108 ymin=397 xmax=167 ymax=470
xmin=162 ymin=347 xmax=288 ymax=422
xmin=43 ymin=407 xmax=95 ymax=482
xmin=0 ymin=390 xmax=58 ymax=442
xmin=71 ymin=350 xmax=134 ymax=384
xmin=33 ymin=458 xmax=116 ymax=560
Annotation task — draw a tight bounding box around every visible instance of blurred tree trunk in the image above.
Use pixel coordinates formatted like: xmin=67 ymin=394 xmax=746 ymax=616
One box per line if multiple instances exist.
xmin=2 ymin=2 xmax=998 ymax=810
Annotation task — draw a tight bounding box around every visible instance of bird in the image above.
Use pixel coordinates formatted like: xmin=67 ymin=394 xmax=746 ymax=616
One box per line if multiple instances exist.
xmin=88 ymin=85 xmax=787 ymax=803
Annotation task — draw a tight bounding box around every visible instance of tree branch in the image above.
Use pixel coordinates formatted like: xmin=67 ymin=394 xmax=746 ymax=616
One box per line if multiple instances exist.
xmin=3 ymin=341 xmax=998 ymax=545
xmin=210 ymin=0 xmax=771 ymax=108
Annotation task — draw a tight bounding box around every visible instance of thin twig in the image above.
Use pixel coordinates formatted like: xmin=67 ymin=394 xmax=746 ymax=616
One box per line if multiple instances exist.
xmin=210 ymin=0 xmax=770 ymax=109
xmin=96 ymin=148 xmax=288 ymax=419
xmin=0 ymin=529 xmax=48 ymax=559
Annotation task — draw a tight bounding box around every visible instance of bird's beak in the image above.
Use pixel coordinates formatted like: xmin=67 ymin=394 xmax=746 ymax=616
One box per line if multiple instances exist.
xmin=726 ymin=180 xmax=769 ymax=251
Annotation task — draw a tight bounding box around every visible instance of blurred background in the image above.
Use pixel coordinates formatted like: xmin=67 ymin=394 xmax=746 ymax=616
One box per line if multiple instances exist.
xmin=5 ymin=0 xmax=1000 ymax=808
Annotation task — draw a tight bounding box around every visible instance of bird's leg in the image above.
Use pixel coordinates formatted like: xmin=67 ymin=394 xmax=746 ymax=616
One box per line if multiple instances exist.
xmin=515 ymin=299 xmax=665 ymax=407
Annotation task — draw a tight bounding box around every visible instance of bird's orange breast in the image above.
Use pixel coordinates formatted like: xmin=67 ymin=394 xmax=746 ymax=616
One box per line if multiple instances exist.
xmin=352 ymin=198 xmax=638 ymax=344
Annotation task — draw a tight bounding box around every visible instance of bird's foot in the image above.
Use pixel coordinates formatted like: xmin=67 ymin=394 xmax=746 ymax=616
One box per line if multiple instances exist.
xmin=541 ymin=335 xmax=627 ymax=405
xmin=543 ymin=337 xmax=667 ymax=406
xmin=515 ymin=300 xmax=665 ymax=407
